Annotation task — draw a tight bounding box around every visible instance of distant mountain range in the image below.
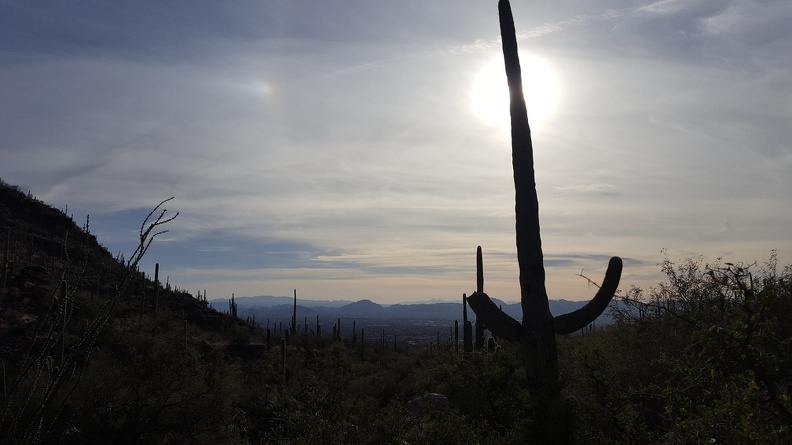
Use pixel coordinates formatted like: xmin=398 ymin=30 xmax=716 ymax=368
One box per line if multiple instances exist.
xmin=209 ymin=295 xmax=617 ymax=325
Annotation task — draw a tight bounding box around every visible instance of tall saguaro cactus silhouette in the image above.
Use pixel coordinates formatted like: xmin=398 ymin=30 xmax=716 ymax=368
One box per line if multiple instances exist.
xmin=466 ymin=0 xmax=623 ymax=401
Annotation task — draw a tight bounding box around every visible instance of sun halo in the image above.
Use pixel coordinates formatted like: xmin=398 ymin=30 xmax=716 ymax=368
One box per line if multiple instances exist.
xmin=470 ymin=52 xmax=561 ymax=131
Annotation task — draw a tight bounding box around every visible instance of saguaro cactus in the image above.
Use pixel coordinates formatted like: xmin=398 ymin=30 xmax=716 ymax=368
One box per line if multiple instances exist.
xmin=154 ymin=263 xmax=160 ymax=319
xmin=475 ymin=246 xmax=485 ymax=350
xmin=462 ymin=293 xmax=473 ymax=353
xmin=229 ymin=293 xmax=238 ymax=320
xmin=466 ymin=0 xmax=623 ymax=402
xmin=291 ymin=289 xmax=297 ymax=333
xmin=1 ymin=227 xmax=10 ymax=291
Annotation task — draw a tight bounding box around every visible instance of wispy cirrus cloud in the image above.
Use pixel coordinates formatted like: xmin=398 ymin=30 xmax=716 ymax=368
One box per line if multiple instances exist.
xmin=0 ymin=0 xmax=789 ymax=303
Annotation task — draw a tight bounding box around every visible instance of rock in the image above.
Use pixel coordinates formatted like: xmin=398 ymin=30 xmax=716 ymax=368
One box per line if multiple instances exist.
xmin=407 ymin=393 xmax=451 ymax=417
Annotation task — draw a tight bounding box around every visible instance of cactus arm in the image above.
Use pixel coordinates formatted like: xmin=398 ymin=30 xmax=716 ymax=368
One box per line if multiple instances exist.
xmin=466 ymin=292 xmax=522 ymax=341
xmin=552 ymin=256 xmax=623 ymax=334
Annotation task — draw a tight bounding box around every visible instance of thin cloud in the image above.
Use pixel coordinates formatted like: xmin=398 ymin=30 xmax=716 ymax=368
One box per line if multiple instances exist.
xmin=555 ymin=184 xmax=622 ymax=197
xmin=0 ymin=0 xmax=789 ymax=303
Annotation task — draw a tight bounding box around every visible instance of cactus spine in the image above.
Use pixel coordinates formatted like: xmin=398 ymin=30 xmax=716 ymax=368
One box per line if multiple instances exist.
xmin=466 ymin=0 xmax=622 ymax=403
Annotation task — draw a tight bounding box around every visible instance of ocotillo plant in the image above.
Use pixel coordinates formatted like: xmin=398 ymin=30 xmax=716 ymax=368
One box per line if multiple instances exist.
xmin=466 ymin=0 xmax=623 ymax=402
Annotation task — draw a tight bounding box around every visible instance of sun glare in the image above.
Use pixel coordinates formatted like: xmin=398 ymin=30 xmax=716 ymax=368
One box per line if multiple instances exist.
xmin=470 ymin=53 xmax=561 ymax=130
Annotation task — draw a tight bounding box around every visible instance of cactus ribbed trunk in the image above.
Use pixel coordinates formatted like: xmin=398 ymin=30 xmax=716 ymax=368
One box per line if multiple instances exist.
xmin=496 ymin=0 xmax=560 ymax=398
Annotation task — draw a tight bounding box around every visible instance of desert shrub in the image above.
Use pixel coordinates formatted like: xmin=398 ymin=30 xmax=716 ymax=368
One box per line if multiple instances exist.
xmin=67 ymin=328 xmax=244 ymax=444
xmin=431 ymin=344 xmax=534 ymax=443
xmin=563 ymin=251 xmax=792 ymax=443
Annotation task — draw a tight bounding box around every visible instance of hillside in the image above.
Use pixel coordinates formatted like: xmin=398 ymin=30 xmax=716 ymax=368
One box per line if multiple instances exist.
xmin=0 ymin=179 xmax=227 ymax=353
xmin=0 ymin=179 xmax=248 ymax=443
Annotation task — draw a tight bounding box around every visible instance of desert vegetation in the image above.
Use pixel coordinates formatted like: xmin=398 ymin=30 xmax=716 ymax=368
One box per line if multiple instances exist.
xmin=1 ymin=178 xmax=791 ymax=444
xmin=2 ymin=2 xmax=789 ymax=443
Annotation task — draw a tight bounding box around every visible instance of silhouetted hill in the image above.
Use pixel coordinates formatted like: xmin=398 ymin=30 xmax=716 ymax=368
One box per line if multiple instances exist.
xmin=0 ymin=178 xmax=107 ymax=261
xmin=0 ymin=178 xmax=231 ymax=355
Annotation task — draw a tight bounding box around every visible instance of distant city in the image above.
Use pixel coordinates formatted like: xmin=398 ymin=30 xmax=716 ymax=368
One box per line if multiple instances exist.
xmin=209 ymin=295 xmax=618 ymax=348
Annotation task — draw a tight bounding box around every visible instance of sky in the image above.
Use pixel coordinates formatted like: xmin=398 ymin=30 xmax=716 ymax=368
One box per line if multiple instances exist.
xmin=1 ymin=0 xmax=790 ymax=304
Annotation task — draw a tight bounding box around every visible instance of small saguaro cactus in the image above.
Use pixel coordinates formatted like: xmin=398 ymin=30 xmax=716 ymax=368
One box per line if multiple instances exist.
xmin=466 ymin=0 xmax=622 ymax=404
xmin=1 ymin=227 xmax=10 ymax=291
xmin=454 ymin=320 xmax=459 ymax=354
xmin=154 ymin=263 xmax=160 ymax=319
xmin=280 ymin=337 xmax=286 ymax=382
xmin=360 ymin=328 xmax=365 ymax=359
xmin=475 ymin=246 xmax=486 ymax=350
xmin=59 ymin=280 xmax=68 ymax=365
xmin=462 ymin=293 xmax=473 ymax=353
xmin=229 ymin=293 xmax=238 ymax=320
xmin=291 ymin=289 xmax=297 ymax=333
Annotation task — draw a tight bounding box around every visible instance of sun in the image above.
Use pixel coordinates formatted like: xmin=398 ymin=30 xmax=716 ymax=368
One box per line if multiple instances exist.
xmin=470 ymin=52 xmax=561 ymax=130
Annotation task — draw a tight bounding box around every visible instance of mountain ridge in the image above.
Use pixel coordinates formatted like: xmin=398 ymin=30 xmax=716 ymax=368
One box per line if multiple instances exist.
xmin=209 ymin=295 xmax=616 ymax=324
